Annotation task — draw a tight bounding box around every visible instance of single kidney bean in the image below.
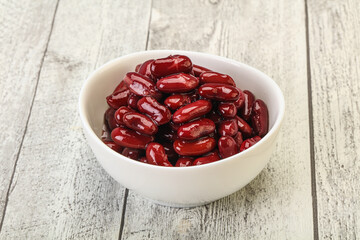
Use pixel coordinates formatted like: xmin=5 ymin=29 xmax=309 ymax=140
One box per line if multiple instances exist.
xmin=105 ymin=107 xmax=119 ymax=130
xmin=106 ymin=89 xmax=130 ymax=109
xmin=121 ymin=148 xmax=143 ymax=160
xmin=138 ymin=59 xmax=154 ymax=79
xmin=240 ymin=136 xmax=261 ymax=152
xmin=199 ymin=71 xmax=235 ymax=86
xmin=156 ymin=73 xmax=199 ymax=93
xmin=198 ymin=83 xmax=239 ymax=101
xmin=233 ymin=132 xmax=243 ymax=150
xmin=172 ymin=100 xmax=212 ymax=123
xmin=233 ymin=88 xmax=245 ymax=109
xmin=193 ymin=64 xmax=211 ymax=77
xmin=173 ymin=137 xmax=216 ymax=156
xmin=218 ymin=102 xmax=237 ymax=118
xmin=218 ymin=136 xmax=238 ymax=158
xmin=251 ymin=99 xmax=269 ymax=137
xmin=240 ymin=90 xmax=255 ymax=121
xmin=137 ymin=96 xmax=172 ymax=125
xmin=113 ymin=80 xmax=128 ymax=93
xmin=192 ymin=150 xmax=220 ymax=165
xmin=123 ymin=112 xmax=158 ymax=135
xmin=150 ymin=55 xmax=192 ymax=78
xmin=146 ymin=143 xmax=173 ymax=167
xmin=103 ymin=140 xmax=123 ymax=153
xmin=218 ymin=119 xmax=238 ymax=136
xmin=177 ymin=118 xmax=215 ymax=140
xmin=175 ymin=157 xmax=193 ymax=167
xmin=235 ymin=115 xmax=253 ymax=138
xmin=123 ymin=72 xmax=161 ymax=99
xmin=114 ymin=106 xmax=135 ymax=125
xmin=164 ymin=94 xmax=191 ymax=111
xmin=127 ymin=94 xmax=141 ymax=110
xmin=135 ymin=63 xmax=142 ymax=72
xmin=111 ymin=126 xmax=154 ymax=149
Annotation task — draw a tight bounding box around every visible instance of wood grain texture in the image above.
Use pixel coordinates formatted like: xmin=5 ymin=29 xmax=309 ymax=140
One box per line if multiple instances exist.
xmin=0 ymin=0 xmax=58 ymax=223
xmin=122 ymin=0 xmax=314 ymax=239
xmin=0 ymin=0 xmax=151 ymax=238
xmin=308 ymin=0 xmax=360 ymax=238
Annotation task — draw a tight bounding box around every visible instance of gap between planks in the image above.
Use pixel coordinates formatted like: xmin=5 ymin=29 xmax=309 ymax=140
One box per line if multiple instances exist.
xmin=0 ymin=0 xmax=60 ymax=233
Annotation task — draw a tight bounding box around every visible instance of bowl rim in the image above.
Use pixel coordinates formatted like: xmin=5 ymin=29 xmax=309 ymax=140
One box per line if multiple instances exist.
xmin=79 ymin=50 xmax=285 ymax=171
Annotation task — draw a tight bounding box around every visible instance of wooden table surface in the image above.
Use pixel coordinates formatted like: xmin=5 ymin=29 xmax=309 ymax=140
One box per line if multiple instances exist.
xmin=0 ymin=0 xmax=359 ymax=239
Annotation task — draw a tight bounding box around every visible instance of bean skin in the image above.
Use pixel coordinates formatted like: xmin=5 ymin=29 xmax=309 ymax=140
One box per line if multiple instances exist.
xmin=111 ymin=126 xmax=154 ymax=149
xmin=135 ymin=63 xmax=142 ymax=72
xmin=146 ymin=143 xmax=173 ymax=167
xmin=218 ymin=119 xmax=238 ymax=136
xmin=199 ymin=71 xmax=235 ymax=86
xmin=157 ymin=73 xmax=199 ymax=93
xmin=198 ymin=83 xmax=240 ymax=101
xmin=138 ymin=59 xmax=155 ymax=79
xmin=193 ymin=64 xmax=211 ymax=77
xmin=177 ymin=118 xmax=215 ymax=140
xmin=114 ymin=106 xmax=135 ymax=125
xmin=240 ymin=136 xmax=262 ymax=152
xmin=113 ymin=80 xmax=128 ymax=93
xmin=218 ymin=136 xmax=238 ymax=158
xmin=173 ymin=137 xmax=216 ymax=156
xmin=164 ymin=94 xmax=192 ymax=111
xmin=123 ymin=72 xmax=161 ymax=99
xmin=233 ymin=88 xmax=245 ymax=109
xmin=251 ymin=99 xmax=269 ymax=137
xmin=175 ymin=157 xmax=193 ymax=167
xmin=233 ymin=132 xmax=243 ymax=150
xmin=123 ymin=112 xmax=158 ymax=135
xmin=106 ymin=89 xmax=130 ymax=109
xmin=240 ymin=90 xmax=255 ymax=121
xmin=218 ymin=102 xmax=237 ymax=118
xmin=150 ymin=55 xmax=193 ymax=78
xmin=105 ymin=107 xmax=119 ymax=130
xmin=127 ymin=94 xmax=141 ymax=110
xmin=121 ymin=148 xmax=143 ymax=160
xmin=192 ymin=150 xmax=220 ymax=165
xmin=137 ymin=96 xmax=172 ymax=125
xmin=235 ymin=116 xmax=253 ymax=138
xmin=172 ymin=100 xmax=212 ymax=123
xmin=103 ymin=140 xmax=123 ymax=153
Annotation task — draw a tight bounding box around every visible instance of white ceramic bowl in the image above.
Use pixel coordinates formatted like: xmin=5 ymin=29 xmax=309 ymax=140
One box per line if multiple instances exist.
xmin=79 ymin=50 xmax=285 ymax=207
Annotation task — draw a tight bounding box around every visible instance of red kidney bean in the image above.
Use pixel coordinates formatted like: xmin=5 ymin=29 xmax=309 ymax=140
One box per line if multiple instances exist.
xmin=235 ymin=116 xmax=253 ymax=138
xmin=121 ymin=148 xmax=142 ymax=160
xmin=218 ymin=102 xmax=237 ymax=118
xmin=103 ymin=140 xmax=123 ymax=153
xmin=177 ymin=118 xmax=215 ymax=140
xmin=233 ymin=132 xmax=243 ymax=150
xmin=192 ymin=150 xmax=220 ymax=165
xmin=137 ymin=96 xmax=172 ymax=125
xmin=251 ymin=99 xmax=269 ymax=137
xmin=127 ymin=94 xmax=141 ymax=110
xmin=123 ymin=112 xmax=158 ymax=135
xmin=135 ymin=63 xmax=142 ymax=72
xmin=123 ymin=72 xmax=161 ymax=99
xmin=173 ymin=137 xmax=216 ymax=156
xmin=193 ymin=64 xmax=211 ymax=77
xmin=164 ymin=94 xmax=192 ymax=111
xmin=198 ymin=83 xmax=239 ymax=101
xmin=172 ymin=100 xmax=212 ymax=123
xmin=240 ymin=90 xmax=255 ymax=121
xmin=150 ymin=55 xmax=192 ymax=78
xmin=139 ymin=157 xmax=148 ymax=164
xmin=218 ymin=119 xmax=238 ymax=136
xmin=233 ymin=88 xmax=245 ymax=109
xmin=111 ymin=126 xmax=154 ymax=149
xmin=207 ymin=110 xmax=222 ymax=124
xmin=138 ymin=59 xmax=154 ymax=79
xmin=106 ymin=89 xmax=130 ymax=109
xmin=105 ymin=107 xmax=119 ymax=130
xmin=114 ymin=106 xmax=135 ymax=125
xmin=199 ymin=71 xmax=235 ymax=86
xmin=113 ymin=80 xmax=128 ymax=93
xmin=175 ymin=157 xmax=193 ymax=167
xmin=156 ymin=73 xmax=199 ymax=93
xmin=146 ymin=143 xmax=173 ymax=167
xmin=240 ymin=136 xmax=261 ymax=152
xmin=218 ymin=136 xmax=238 ymax=158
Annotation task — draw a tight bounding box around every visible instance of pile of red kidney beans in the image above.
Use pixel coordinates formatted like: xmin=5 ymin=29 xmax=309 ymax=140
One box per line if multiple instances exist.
xmin=101 ymin=55 xmax=268 ymax=167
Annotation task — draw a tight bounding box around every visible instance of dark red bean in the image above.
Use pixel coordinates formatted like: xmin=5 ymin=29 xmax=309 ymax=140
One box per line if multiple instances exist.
xmin=218 ymin=136 xmax=238 ymax=159
xmin=137 ymin=96 xmax=172 ymax=125
xmin=175 ymin=157 xmax=193 ymax=167
xmin=235 ymin=116 xmax=253 ymax=138
xmin=233 ymin=88 xmax=245 ymax=109
xmin=193 ymin=64 xmax=211 ymax=77
xmin=105 ymin=108 xmax=119 ymax=130
xmin=251 ymin=99 xmax=269 ymax=137
xmin=138 ymin=59 xmax=154 ymax=79
xmin=172 ymin=100 xmax=212 ymax=123
xmin=156 ymin=73 xmax=199 ymax=93
xmin=164 ymin=94 xmax=192 ymax=111
xmin=101 ymin=124 xmax=111 ymax=141
xmin=240 ymin=136 xmax=261 ymax=152
xmin=218 ymin=119 xmax=238 ymax=136
xmin=121 ymin=148 xmax=142 ymax=160
xmin=111 ymin=126 xmax=154 ymax=149
xmin=192 ymin=150 xmax=220 ymax=165
xmin=146 ymin=143 xmax=173 ymax=167
xmin=150 ymin=55 xmax=192 ymax=78
xmin=135 ymin=63 xmax=142 ymax=72
xmin=113 ymin=80 xmax=128 ymax=93
xmin=207 ymin=110 xmax=222 ymax=124
xmin=103 ymin=140 xmax=123 ymax=153
xmin=123 ymin=72 xmax=161 ymax=99
xmin=173 ymin=137 xmax=216 ymax=156
xmin=198 ymin=83 xmax=239 ymax=101
xmin=123 ymin=112 xmax=158 ymax=135
xmin=106 ymin=89 xmax=130 ymax=109
xmin=127 ymin=94 xmax=141 ymax=110
xmin=233 ymin=132 xmax=243 ymax=150
xmin=199 ymin=71 xmax=235 ymax=86
xmin=114 ymin=106 xmax=135 ymax=125
xmin=177 ymin=118 xmax=215 ymax=140
xmin=240 ymin=90 xmax=255 ymax=121
xmin=218 ymin=102 xmax=237 ymax=118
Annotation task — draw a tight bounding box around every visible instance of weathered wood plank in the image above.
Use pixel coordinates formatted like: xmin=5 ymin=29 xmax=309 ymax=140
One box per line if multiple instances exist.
xmin=0 ymin=0 xmax=58 ymax=225
xmin=0 ymin=0 xmax=151 ymax=238
xmin=122 ymin=0 xmax=313 ymax=239
xmin=308 ymin=0 xmax=360 ymax=238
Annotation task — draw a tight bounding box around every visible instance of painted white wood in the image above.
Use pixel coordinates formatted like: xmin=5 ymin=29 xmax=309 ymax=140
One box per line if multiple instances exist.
xmin=0 ymin=0 xmax=58 ymax=222
xmin=308 ymin=0 xmax=360 ymax=238
xmin=0 ymin=0 xmax=151 ymax=238
xmin=121 ymin=0 xmax=314 ymax=239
